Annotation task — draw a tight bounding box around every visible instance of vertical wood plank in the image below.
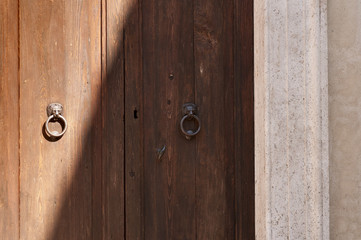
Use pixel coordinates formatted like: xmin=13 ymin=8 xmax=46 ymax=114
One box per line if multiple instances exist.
xmin=234 ymin=0 xmax=255 ymax=239
xmin=101 ymin=0 xmax=107 ymax=238
xmin=102 ymin=0 xmax=125 ymax=238
xmin=0 ymin=0 xmax=19 ymax=239
xmin=142 ymin=0 xmax=196 ymax=239
xmin=124 ymin=0 xmax=143 ymax=239
xmin=19 ymin=0 xmax=101 ymax=239
xmin=194 ymin=0 xmax=235 ymax=238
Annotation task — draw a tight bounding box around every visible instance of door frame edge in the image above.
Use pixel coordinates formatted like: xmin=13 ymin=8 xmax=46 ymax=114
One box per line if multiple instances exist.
xmin=254 ymin=0 xmax=329 ymax=239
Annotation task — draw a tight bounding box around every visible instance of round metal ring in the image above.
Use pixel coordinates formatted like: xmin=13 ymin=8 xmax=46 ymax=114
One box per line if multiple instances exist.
xmin=180 ymin=114 xmax=201 ymax=139
xmin=45 ymin=114 xmax=68 ymax=138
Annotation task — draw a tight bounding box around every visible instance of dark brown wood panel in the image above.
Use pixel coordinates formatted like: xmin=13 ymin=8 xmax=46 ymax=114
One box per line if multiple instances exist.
xmin=19 ymin=1 xmax=101 ymax=239
xmin=194 ymin=0 xmax=236 ymax=238
xmin=101 ymin=0 xmax=126 ymax=238
xmin=124 ymin=0 xmax=144 ymax=239
xmin=142 ymin=0 xmax=196 ymax=239
xmin=235 ymin=0 xmax=255 ymax=239
xmin=0 ymin=1 xmax=19 ymax=239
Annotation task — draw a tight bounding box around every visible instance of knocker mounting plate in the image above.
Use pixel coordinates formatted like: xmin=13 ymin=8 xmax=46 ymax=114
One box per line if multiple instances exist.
xmin=182 ymin=103 xmax=198 ymax=116
xmin=47 ymin=103 xmax=64 ymax=117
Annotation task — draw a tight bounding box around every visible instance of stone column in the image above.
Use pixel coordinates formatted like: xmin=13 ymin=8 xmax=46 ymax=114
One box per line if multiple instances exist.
xmin=255 ymin=0 xmax=329 ymax=239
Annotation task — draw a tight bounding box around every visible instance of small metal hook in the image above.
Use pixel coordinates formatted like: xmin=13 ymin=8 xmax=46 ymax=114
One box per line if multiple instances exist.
xmin=156 ymin=145 xmax=166 ymax=160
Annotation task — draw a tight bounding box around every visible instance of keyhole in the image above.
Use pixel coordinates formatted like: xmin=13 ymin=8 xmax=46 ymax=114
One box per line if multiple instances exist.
xmin=134 ymin=109 xmax=138 ymax=119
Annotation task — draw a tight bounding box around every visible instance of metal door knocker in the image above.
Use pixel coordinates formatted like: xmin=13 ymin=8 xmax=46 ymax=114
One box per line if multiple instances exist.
xmin=180 ymin=103 xmax=201 ymax=140
xmin=45 ymin=103 xmax=68 ymax=138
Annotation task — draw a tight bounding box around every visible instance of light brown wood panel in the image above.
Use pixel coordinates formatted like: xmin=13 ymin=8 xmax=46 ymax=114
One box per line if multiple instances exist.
xmin=19 ymin=0 xmax=101 ymax=239
xmin=0 ymin=1 xmax=19 ymax=239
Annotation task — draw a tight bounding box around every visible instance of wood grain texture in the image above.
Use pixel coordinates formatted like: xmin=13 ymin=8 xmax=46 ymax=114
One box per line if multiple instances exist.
xmin=234 ymin=0 xmax=255 ymax=239
xmin=7 ymin=0 xmax=255 ymax=239
xmin=124 ymin=0 xmax=143 ymax=239
xmin=19 ymin=0 xmax=101 ymax=239
xmin=0 ymin=0 xmax=19 ymax=239
xmin=101 ymin=0 xmax=125 ymax=238
xmin=142 ymin=0 xmax=196 ymax=239
xmin=194 ymin=0 xmax=236 ymax=238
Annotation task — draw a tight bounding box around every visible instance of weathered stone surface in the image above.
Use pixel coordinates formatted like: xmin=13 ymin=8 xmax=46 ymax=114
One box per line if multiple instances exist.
xmin=329 ymin=1 xmax=361 ymax=239
xmin=255 ymin=0 xmax=329 ymax=239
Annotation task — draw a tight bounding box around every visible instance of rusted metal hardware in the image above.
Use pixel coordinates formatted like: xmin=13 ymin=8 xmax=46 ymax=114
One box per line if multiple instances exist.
xmin=156 ymin=145 xmax=167 ymax=160
xmin=180 ymin=103 xmax=201 ymax=140
xmin=45 ymin=103 xmax=68 ymax=138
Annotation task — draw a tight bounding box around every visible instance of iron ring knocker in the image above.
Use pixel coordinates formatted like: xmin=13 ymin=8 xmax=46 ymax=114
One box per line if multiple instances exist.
xmin=180 ymin=103 xmax=201 ymax=140
xmin=45 ymin=103 xmax=68 ymax=138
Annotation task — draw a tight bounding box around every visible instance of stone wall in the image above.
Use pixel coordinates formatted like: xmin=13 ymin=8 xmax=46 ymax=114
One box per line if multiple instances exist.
xmin=329 ymin=1 xmax=361 ymax=239
xmin=255 ymin=0 xmax=328 ymax=239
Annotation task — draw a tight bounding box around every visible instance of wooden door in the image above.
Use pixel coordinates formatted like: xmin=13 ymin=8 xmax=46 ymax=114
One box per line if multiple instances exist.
xmin=0 ymin=0 xmax=253 ymax=239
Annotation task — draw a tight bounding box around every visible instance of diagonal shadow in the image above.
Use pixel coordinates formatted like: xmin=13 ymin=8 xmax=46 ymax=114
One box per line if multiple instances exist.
xmin=46 ymin=2 xmax=137 ymax=239
xmin=38 ymin=0 xmax=255 ymax=239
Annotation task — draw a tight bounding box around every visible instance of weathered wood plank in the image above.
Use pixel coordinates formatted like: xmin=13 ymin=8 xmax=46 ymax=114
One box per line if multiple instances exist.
xmin=124 ymin=0 xmax=144 ymax=239
xmin=234 ymin=0 xmax=255 ymax=239
xmin=0 ymin=0 xmax=19 ymax=239
xmin=101 ymin=0 xmax=125 ymax=238
xmin=142 ymin=0 xmax=196 ymax=239
xmin=19 ymin=1 xmax=101 ymax=239
xmin=194 ymin=0 xmax=235 ymax=238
